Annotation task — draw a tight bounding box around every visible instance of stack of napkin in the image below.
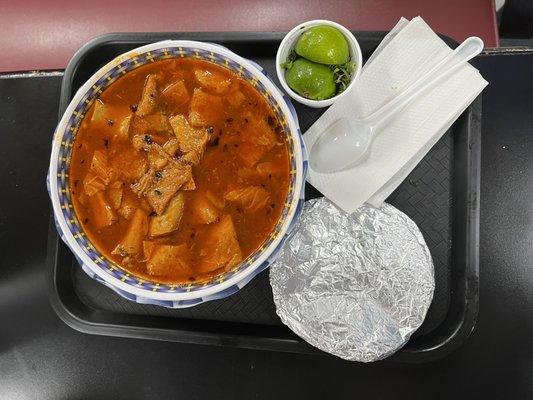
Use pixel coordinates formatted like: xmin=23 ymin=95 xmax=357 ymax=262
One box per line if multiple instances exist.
xmin=304 ymin=17 xmax=488 ymax=213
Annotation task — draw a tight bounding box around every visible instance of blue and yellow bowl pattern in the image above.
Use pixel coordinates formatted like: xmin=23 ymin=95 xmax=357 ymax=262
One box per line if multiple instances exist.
xmin=49 ymin=43 xmax=307 ymax=308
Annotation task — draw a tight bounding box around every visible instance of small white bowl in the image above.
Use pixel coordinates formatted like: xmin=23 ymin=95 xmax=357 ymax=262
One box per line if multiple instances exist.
xmin=276 ymin=20 xmax=363 ymax=108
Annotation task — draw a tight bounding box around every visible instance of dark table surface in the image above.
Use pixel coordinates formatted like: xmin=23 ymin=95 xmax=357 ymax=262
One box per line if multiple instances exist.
xmin=0 ymin=51 xmax=532 ymax=399
xmin=0 ymin=0 xmax=498 ymax=72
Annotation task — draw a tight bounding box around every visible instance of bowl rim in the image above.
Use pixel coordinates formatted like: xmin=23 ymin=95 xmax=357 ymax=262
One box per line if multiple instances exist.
xmin=275 ymin=19 xmax=363 ymax=108
xmin=49 ymin=40 xmax=306 ymax=301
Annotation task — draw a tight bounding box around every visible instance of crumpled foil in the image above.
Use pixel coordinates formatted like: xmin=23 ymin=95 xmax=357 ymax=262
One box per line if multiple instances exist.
xmin=269 ymin=198 xmax=435 ymax=362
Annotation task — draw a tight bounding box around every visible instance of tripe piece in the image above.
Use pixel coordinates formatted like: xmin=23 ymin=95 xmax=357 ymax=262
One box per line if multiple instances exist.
xmin=132 ymin=162 xmax=192 ymax=215
xmin=225 ymin=186 xmax=270 ymax=212
xmin=136 ymin=74 xmax=158 ymax=116
xmin=169 ymin=114 xmax=209 ymax=165
xmin=87 ymin=191 xmax=117 ymax=229
xmin=112 ymin=209 xmax=148 ymax=256
xmin=107 ymin=181 xmax=124 ymax=210
xmin=188 ymin=88 xmax=224 ymax=127
xmin=149 ymin=192 xmax=186 ymax=236
xmin=147 ymin=243 xmax=192 ymax=277
xmin=193 ymin=68 xmax=232 ymax=94
xmin=190 ymin=193 xmax=220 ymax=224
xmin=198 ymin=214 xmax=242 ymax=272
xmin=161 ymin=80 xmax=190 ymax=109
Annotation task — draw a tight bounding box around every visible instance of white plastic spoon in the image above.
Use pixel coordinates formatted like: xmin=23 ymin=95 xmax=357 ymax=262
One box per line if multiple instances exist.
xmin=309 ymin=36 xmax=484 ymax=173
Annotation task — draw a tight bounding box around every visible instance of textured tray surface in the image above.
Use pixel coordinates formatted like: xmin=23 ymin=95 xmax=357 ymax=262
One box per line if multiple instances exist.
xmin=72 ymin=87 xmax=453 ymax=335
xmin=60 ymin=32 xmax=465 ymax=344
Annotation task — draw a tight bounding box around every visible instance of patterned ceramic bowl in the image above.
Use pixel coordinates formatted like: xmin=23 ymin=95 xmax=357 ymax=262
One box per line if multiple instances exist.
xmin=48 ymin=40 xmax=307 ymax=308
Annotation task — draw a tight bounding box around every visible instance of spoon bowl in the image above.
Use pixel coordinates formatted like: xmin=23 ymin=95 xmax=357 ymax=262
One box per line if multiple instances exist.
xmin=310 ymin=118 xmax=373 ymax=173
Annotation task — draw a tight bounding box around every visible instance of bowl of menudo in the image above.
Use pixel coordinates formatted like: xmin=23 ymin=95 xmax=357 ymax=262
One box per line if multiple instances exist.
xmin=49 ymin=40 xmax=307 ymax=308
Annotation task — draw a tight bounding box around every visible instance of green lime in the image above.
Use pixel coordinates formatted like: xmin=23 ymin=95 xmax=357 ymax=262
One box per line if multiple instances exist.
xmin=295 ymin=25 xmax=350 ymax=65
xmin=285 ymin=58 xmax=336 ymax=100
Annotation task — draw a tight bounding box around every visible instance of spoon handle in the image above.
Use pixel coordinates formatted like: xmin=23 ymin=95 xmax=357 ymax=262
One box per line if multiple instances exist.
xmin=364 ymin=36 xmax=484 ymax=128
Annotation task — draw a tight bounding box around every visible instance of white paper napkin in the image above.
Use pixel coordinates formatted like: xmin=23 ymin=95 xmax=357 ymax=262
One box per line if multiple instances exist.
xmin=304 ymin=17 xmax=488 ymax=213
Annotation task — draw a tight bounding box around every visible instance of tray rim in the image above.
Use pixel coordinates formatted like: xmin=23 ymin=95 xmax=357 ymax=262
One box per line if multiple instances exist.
xmin=47 ymin=31 xmax=481 ymax=363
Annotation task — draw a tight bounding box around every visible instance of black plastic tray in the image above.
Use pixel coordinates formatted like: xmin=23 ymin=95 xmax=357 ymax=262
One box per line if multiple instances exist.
xmin=47 ymin=32 xmax=481 ymax=362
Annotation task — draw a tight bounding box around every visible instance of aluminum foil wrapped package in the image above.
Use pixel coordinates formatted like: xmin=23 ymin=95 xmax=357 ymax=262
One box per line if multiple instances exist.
xmin=269 ymin=198 xmax=434 ymax=362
